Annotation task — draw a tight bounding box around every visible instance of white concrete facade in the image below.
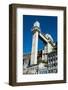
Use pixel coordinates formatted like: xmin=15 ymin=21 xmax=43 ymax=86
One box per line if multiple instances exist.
xmin=47 ymin=43 xmax=53 ymax=53
xmin=31 ymin=30 xmax=39 ymax=65
xmin=42 ymin=46 xmax=48 ymax=62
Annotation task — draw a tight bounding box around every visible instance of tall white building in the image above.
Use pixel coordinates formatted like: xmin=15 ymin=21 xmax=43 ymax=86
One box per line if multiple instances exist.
xmin=31 ymin=21 xmax=40 ymax=65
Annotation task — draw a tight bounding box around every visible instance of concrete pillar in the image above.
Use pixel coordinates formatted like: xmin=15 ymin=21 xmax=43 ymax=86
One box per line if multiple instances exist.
xmin=47 ymin=43 xmax=53 ymax=53
xmin=31 ymin=31 xmax=38 ymax=65
xmin=31 ymin=21 xmax=40 ymax=65
xmin=42 ymin=45 xmax=48 ymax=62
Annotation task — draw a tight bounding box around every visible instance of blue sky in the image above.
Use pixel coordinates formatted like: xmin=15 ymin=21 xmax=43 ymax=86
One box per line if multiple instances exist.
xmin=23 ymin=15 xmax=57 ymax=54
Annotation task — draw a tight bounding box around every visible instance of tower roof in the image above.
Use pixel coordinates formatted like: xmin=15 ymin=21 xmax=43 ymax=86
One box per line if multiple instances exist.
xmin=33 ymin=21 xmax=40 ymax=28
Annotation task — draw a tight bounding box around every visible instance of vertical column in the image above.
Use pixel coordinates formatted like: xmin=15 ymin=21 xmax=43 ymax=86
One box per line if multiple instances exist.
xmin=42 ymin=45 xmax=48 ymax=62
xmin=47 ymin=43 xmax=53 ymax=53
xmin=31 ymin=31 xmax=38 ymax=65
